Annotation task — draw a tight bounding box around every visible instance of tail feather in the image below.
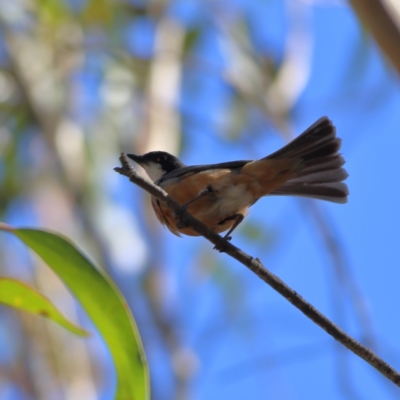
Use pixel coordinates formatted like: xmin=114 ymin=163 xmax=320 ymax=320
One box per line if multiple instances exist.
xmin=267 ymin=117 xmax=349 ymax=203
xmin=289 ymin=168 xmax=348 ymax=185
xmin=271 ymin=182 xmax=349 ymax=204
xmin=266 ymin=117 xmax=336 ymax=160
xmin=294 ymin=155 xmax=345 ymax=177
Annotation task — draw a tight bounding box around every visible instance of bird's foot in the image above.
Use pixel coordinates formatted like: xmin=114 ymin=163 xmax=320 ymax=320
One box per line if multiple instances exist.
xmin=213 ymin=236 xmax=232 ymax=252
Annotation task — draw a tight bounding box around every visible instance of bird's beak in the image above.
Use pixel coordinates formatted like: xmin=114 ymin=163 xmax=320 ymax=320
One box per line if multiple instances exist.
xmin=127 ymin=154 xmax=145 ymax=165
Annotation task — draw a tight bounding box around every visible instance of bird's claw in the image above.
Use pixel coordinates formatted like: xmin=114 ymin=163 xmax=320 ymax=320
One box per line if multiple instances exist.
xmin=213 ymin=236 xmax=232 ymax=252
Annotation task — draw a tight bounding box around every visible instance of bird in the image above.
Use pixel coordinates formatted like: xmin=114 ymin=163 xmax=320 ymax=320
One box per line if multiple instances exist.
xmin=127 ymin=117 xmax=348 ymax=243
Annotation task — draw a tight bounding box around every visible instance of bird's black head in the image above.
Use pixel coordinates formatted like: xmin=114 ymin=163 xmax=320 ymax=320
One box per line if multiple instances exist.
xmin=127 ymin=151 xmax=185 ymax=181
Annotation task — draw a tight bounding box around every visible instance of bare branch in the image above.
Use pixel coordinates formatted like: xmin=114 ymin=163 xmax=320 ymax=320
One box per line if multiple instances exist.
xmin=115 ymin=152 xmax=400 ymax=387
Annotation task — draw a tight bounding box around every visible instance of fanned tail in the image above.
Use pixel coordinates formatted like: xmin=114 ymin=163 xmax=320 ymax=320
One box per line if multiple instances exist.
xmin=267 ymin=117 xmax=349 ymax=204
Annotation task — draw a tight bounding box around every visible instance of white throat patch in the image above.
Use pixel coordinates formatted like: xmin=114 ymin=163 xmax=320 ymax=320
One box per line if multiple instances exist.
xmin=142 ymin=162 xmax=165 ymax=182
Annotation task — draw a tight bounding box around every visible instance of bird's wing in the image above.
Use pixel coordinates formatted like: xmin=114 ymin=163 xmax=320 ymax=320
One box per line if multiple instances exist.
xmin=156 ymin=160 xmax=251 ymax=185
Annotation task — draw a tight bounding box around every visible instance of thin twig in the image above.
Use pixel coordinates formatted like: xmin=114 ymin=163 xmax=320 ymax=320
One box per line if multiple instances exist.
xmin=114 ymin=152 xmax=400 ymax=387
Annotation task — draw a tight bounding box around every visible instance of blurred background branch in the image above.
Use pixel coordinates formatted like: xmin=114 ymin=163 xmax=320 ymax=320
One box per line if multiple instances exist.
xmin=1 ymin=0 xmax=400 ymax=399
xmin=349 ymin=0 xmax=400 ymax=75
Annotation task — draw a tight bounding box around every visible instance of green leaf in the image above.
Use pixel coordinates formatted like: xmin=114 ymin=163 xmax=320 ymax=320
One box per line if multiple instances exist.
xmin=81 ymin=0 xmax=114 ymax=26
xmin=183 ymin=29 xmax=200 ymax=55
xmin=0 ymin=223 xmax=149 ymax=400
xmin=34 ymin=0 xmax=71 ymax=26
xmin=0 ymin=277 xmax=89 ymax=337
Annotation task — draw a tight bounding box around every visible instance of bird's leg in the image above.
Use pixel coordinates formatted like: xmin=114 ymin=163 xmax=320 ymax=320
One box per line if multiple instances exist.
xmin=175 ymin=185 xmax=215 ymax=229
xmin=213 ymin=214 xmax=244 ymax=252
xmin=182 ymin=185 xmax=215 ymax=209
xmin=222 ymin=214 xmax=244 ymax=240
